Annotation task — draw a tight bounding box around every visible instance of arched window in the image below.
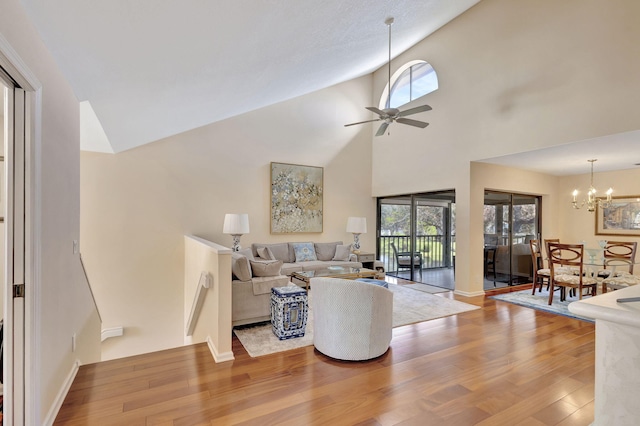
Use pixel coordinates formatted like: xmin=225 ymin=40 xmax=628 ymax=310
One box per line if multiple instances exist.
xmin=379 ymin=60 xmax=438 ymax=109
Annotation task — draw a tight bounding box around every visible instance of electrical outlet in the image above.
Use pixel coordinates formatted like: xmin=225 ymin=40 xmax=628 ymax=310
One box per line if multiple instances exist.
xmin=73 ymin=240 xmax=79 ymax=254
xmin=72 ymin=333 xmax=76 ymax=352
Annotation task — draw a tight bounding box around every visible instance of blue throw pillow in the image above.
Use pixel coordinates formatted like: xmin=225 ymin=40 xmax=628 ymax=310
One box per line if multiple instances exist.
xmin=292 ymin=242 xmax=317 ymax=262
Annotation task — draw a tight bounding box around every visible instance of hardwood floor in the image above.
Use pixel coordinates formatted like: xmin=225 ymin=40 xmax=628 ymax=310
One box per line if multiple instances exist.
xmin=55 ymin=288 xmax=595 ymax=425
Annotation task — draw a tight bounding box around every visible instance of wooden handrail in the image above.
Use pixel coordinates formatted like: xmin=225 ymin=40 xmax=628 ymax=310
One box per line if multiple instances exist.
xmin=185 ymin=271 xmax=211 ymax=336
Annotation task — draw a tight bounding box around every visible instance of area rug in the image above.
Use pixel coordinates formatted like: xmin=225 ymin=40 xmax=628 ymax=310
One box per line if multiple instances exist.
xmin=234 ymin=283 xmax=480 ymax=357
xmin=403 ymin=283 xmax=449 ymax=294
xmin=490 ymin=288 xmax=594 ymax=322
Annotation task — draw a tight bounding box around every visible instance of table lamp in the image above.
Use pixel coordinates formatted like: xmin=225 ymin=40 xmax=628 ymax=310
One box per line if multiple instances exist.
xmin=346 ymin=217 xmax=367 ymax=253
xmin=223 ymin=213 xmax=250 ymax=251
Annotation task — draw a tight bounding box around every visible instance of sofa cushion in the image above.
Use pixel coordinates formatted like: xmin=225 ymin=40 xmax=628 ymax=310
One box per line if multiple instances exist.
xmin=292 ymin=242 xmax=317 ymax=262
xmin=251 ymin=275 xmax=290 ymax=295
xmin=250 ymin=259 xmax=283 ymax=277
xmin=237 ymin=247 xmax=255 ymax=261
xmin=231 ymin=253 xmax=252 ymax=281
xmin=332 ymin=244 xmax=352 ymax=261
xmin=252 ymin=243 xmax=291 ymax=262
xmin=257 ymin=246 xmax=276 ymax=260
xmin=314 ymin=241 xmax=342 ymax=261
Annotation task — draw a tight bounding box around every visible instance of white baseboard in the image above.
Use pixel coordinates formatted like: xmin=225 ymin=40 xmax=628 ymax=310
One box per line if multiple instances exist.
xmin=206 ymin=336 xmax=234 ymax=363
xmin=42 ymin=360 xmax=79 ymax=426
xmin=101 ymin=326 xmax=124 ymax=342
xmin=454 ymin=289 xmax=486 ymax=297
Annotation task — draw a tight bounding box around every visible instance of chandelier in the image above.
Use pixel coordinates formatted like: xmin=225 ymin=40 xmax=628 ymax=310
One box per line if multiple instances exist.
xmin=571 ymin=159 xmax=613 ymax=212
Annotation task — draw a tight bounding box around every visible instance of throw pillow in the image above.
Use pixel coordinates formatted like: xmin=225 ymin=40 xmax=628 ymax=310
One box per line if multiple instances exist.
xmin=314 ymin=241 xmax=342 ymax=261
xmin=250 ymin=259 xmax=283 ymax=277
xmin=292 ymin=242 xmax=317 ymax=262
xmin=237 ymin=247 xmax=255 ymax=261
xmin=231 ymin=253 xmax=252 ymax=281
xmin=332 ymin=244 xmax=352 ymax=261
xmin=254 ymin=243 xmax=290 ymax=262
xmin=257 ymin=246 xmax=276 ymax=260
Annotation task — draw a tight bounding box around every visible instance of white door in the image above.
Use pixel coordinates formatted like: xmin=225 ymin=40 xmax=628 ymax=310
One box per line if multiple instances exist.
xmin=1 ymin=67 xmax=27 ymax=426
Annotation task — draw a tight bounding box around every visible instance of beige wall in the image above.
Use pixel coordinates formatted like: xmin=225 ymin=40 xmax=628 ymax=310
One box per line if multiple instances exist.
xmin=2 ymin=0 xmax=101 ymax=422
xmin=81 ymin=76 xmax=376 ymax=360
xmin=370 ymin=0 xmax=640 ymax=293
xmin=559 ymin=168 xmax=640 ymax=247
xmin=467 ymin=163 xmax=560 ymax=294
xmin=183 ymin=236 xmax=233 ymax=361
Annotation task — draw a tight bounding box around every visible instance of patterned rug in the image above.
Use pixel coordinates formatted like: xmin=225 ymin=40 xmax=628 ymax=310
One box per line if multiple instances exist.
xmin=490 ymin=288 xmax=594 ymax=322
xmin=234 ymin=283 xmax=480 ymax=357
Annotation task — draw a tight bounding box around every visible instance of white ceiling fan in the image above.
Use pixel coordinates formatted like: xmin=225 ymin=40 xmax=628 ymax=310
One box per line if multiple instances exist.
xmin=345 ymin=17 xmax=432 ymax=136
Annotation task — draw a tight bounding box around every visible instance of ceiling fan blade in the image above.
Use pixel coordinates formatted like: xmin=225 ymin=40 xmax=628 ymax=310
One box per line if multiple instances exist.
xmin=396 ymin=117 xmax=429 ymax=128
xmin=375 ymin=122 xmax=390 ymax=136
xmin=344 ymin=118 xmax=382 ymax=127
xmin=365 ymin=106 xmax=386 ymax=116
xmin=397 ymin=104 xmax=432 ymax=117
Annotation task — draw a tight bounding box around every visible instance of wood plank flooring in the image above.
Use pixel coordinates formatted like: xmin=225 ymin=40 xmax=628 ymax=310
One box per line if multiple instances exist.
xmin=55 ymin=286 xmax=595 ymax=425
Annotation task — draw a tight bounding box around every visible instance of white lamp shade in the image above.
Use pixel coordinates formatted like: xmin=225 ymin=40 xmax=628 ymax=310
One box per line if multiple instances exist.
xmin=346 ymin=217 xmax=367 ymax=234
xmin=223 ymin=213 xmax=250 ymax=234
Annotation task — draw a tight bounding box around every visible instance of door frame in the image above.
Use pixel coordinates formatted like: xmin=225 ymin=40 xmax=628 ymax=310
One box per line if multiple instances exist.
xmin=483 ymin=190 xmax=541 ymax=287
xmin=377 ymin=190 xmax=456 ymax=282
xmin=1 ymin=34 xmax=42 ymax=425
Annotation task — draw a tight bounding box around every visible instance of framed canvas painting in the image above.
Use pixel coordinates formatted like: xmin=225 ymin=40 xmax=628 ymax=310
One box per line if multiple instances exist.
xmin=270 ymin=162 xmax=323 ymax=233
xmin=595 ymin=195 xmax=640 ymax=236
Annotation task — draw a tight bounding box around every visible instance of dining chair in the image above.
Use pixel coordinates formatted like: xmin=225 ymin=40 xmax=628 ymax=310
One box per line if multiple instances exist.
xmin=547 ymin=242 xmax=597 ymax=305
xmin=529 ymin=239 xmax=549 ymax=294
xmin=601 ymin=258 xmax=640 ymax=293
xmin=598 ymin=241 xmax=638 ymax=278
xmin=531 ymin=239 xmax=572 ymax=295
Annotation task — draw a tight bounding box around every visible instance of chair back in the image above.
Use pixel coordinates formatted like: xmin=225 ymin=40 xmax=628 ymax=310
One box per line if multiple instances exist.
xmin=604 ymin=241 xmax=638 ymax=274
xmin=543 ymin=238 xmax=560 ymax=267
xmin=547 ymin=242 xmax=584 ymax=278
xmin=390 ymin=242 xmax=399 ymax=257
xmin=311 ymin=277 xmax=393 ymax=360
xmin=484 ymin=234 xmax=498 ymax=247
xmin=604 ymin=257 xmax=634 ymax=276
xmin=391 ymin=242 xmax=421 ymax=268
xmin=529 ymin=239 xmax=543 ymax=270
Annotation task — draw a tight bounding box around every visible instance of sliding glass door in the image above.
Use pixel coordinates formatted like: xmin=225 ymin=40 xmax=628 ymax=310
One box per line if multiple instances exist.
xmin=378 ymin=191 xmax=455 ymax=287
xmin=484 ymin=191 xmax=540 ymax=288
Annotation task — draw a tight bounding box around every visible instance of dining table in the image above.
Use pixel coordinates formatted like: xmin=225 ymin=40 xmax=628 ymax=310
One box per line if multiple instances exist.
xmin=579 ymin=246 xmax=640 ymax=293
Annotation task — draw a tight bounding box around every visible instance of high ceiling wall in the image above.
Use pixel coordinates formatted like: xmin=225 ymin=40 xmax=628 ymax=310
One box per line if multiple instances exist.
xmin=81 ymin=76 xmax=376 ymax=360
xmin=371 ymin=0 xmax=640 ymax=197
xmin=369 ymin=0 xmax=640 ymax=294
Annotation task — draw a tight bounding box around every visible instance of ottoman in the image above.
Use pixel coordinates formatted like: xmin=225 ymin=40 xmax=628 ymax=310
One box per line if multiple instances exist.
xmin=271 ymin=286 xmax=308 ymax=340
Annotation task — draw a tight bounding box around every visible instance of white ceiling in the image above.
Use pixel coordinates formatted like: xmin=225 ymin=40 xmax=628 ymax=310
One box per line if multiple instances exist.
xmin=477 ymin=130 xmax=640 ymax=176
xmin=20 ymin=0 xmax=481 ymax=153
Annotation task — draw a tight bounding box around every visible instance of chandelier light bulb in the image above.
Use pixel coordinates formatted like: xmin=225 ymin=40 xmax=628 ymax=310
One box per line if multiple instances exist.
xmin=571 ymin=159 xmax=613 ymax=212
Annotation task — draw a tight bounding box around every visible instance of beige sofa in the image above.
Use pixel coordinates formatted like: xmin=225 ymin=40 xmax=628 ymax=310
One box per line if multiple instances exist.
xmin=231 ymin=241 xmax=362 ymax=326
xmin=493 ymin=243 xmax=533 ymax=282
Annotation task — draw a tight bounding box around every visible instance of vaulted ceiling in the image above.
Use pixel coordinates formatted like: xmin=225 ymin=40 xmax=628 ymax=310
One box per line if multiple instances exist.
xmin=21 ymin=0 xmax=481 ymax=153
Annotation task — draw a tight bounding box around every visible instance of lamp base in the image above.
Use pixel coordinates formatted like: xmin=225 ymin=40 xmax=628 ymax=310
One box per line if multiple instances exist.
xmin=352 ymin=233 xmax=361 ymax=253
xmin=231 ymin=234 xmax=242 ymax=252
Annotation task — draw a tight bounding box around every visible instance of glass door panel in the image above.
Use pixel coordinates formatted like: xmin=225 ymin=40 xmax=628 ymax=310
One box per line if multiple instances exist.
xmin=378 ymin=191 xmax=455 ymax=287
xmin=484 ymin=191 xmax=540 ymax=288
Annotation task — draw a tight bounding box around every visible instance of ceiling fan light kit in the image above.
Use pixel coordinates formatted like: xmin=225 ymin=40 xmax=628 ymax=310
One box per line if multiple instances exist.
xmin=345 ymin=17 xmax=432 ymax=136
